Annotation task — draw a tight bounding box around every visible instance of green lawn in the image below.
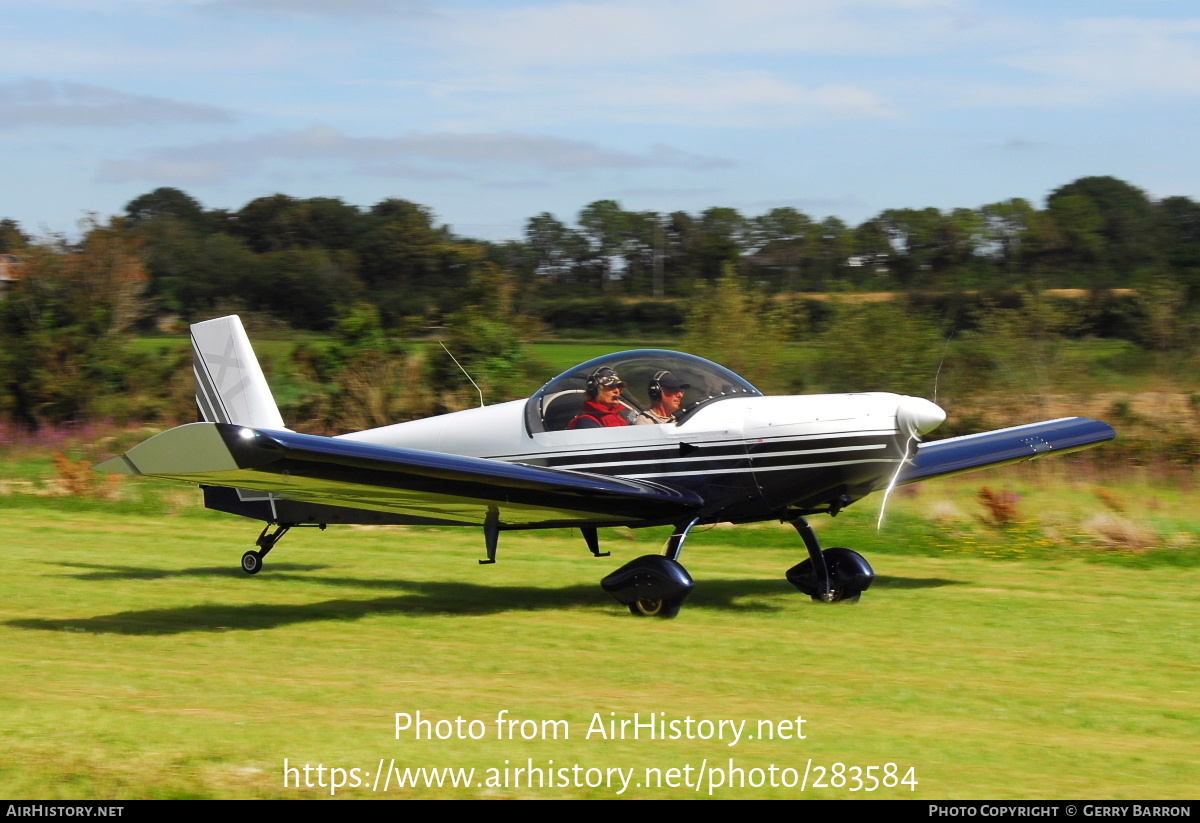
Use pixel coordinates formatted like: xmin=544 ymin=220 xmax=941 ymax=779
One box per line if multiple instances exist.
xmin=0 ymin=475 xmax=1195 ymax=799
xmin=3 ymin=330 xmax=1191 ymax=798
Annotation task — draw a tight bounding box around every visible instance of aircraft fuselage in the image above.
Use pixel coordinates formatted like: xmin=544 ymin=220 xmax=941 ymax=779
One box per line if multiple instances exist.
xmin=338 ymin=392 xmax=941 ymax=524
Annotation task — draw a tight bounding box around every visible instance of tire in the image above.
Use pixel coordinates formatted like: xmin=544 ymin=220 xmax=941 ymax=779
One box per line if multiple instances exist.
xmin=241 ymin=550 xmax=262 ymax=575
xmin=789 ymin=547 xmax=873 ymax=602
xmin=628 ymin=598 xmax=682 ymax=619
xmin=809 ymin=590 xmax=861 ymax=604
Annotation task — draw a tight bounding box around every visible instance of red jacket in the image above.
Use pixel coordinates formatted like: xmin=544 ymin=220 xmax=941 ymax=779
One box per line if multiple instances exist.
xmin=568 ymin=399 xmax=630 ymax=429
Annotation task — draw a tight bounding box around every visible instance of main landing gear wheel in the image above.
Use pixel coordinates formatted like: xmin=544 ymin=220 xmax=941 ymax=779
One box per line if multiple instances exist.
xmin=600 ymin=518 xmax=699 ymax=618
xmin=786 ymin=546 xmax=874 ymax=604
xmin=241 ymin=550 xmax=263 ymax=575
xmin=628 ymin=598 xmax=683 ymax=619
xmin=601 ymin=555 xmax=694 ymax=619
xmin=811 ymin=586 xmax=861 ymax=604
xmin=785 ymin=516 xmax=874 ymax=604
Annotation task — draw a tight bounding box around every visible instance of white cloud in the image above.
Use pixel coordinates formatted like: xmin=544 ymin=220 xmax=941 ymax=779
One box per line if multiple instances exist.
xmin=98 ymin=158 xmax=233 ymax=185
xmin=1004 ymin=17 xmax=1200 ymax=98
xmin=1 ymin=0 xmax=417 ymax=13
xmin=0 ymin=31 xmax=322 ymax=77
xmin=0 ymin=80 xmax=233 ymax=128
xmin=426 ymin=69 xmax=894 ymax=129
xmin=199 ymin=0 xmax=432 ymax=18
xmin=97 ymin=125 xmax=732 ymax=184
xmin=437 ymin=0 xmax=975 ymax=68
xmin=422 ymin=3 xmax=1200 ymax=122
xmin=402 ymin=0 xmax=950 ymax=128
xmin=580 ymin=71 xmax=896 ymax=123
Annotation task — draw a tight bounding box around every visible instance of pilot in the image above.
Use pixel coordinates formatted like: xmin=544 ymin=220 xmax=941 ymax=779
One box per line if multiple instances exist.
xmin=636 ymin=370 xmax=690 ymax=425
xmin=568 ymin=368 xmax=632 ymax=429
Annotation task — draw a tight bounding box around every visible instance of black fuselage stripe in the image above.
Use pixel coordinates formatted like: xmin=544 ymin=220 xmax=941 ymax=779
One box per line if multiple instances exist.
xmin=485 ymin=430 xmax=896 ymax=463
xmin=501 ymin=435 xmax=897 ymax=468
xmin=622 ymin=456 xmax=897 ymax=479
xmin=511 ymin=441 xmax=897 ymax=478
xmin=542 ymin=450 xmax=889 ymax=474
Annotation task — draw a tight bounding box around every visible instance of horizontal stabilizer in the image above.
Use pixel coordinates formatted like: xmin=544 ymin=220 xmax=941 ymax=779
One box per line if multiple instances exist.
xmin=95 ymin=423 xmax=703 ymax=528
xmin=898 ymin=417 xmax=1115 ymax=486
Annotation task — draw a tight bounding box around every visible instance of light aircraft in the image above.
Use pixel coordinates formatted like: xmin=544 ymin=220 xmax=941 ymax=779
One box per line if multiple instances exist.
xmin=95 ymin=316 xmax=1115 ymax=618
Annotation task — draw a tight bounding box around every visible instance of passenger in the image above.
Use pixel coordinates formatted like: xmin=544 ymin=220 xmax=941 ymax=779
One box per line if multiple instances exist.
xmin=568 ymin=368 xmax=632 ymax=429
xmin=636 ymin=370 xmax=690 ymax=425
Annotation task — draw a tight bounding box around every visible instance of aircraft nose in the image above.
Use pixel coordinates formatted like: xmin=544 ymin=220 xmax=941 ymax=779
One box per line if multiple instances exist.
xmin=897 ymin=396 xmax=946 ymax=437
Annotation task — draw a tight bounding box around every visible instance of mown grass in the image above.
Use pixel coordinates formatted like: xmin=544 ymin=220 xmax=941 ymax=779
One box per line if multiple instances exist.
xmin=0 ymin=464 xmax=1196 ymax=799
xmin=5 ymin=325 xmax=1190 ymax=797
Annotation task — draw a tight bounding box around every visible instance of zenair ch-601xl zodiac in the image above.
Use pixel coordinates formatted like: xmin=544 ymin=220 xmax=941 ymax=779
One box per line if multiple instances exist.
xmin=95 ymin=316 xmax=1115 ymax=618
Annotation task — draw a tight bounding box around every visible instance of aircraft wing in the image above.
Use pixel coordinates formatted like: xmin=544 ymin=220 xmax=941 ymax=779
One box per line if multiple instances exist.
xmin=94 ymin=422 xmax=703 ymax=528
xmin=897 ymin=417 xmax=1116 ymax=486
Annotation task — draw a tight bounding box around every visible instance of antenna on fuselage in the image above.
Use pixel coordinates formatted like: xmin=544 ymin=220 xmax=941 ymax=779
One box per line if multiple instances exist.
xmin=440 ymin=342 xmax=484 ymax=409
xmin=932 ymin=328 xmax=956 ymax=405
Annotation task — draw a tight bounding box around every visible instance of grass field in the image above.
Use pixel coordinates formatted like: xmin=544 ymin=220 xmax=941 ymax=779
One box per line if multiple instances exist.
xmin=0 ymin=465 xmax=1196 ymax=799
xmin=6 ymin=329 xmax=1198 ymax=798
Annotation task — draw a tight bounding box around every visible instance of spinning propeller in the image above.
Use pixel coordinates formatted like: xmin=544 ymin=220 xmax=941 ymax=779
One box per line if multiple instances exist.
xmin=877 ymin=396 xmax=946 ymax=529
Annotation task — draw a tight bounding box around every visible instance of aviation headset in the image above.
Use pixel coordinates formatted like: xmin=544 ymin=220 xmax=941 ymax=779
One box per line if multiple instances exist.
xmin=586 ymin=367 xmax=624 ymax=398
xmin=648 ymin=370 xmax=670 ymax=402
xmin=648 ymin=370 xmax=689 ymax=402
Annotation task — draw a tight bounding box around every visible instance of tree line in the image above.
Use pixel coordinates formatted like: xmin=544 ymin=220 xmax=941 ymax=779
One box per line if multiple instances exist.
xmin=3 ymin=175 xmax=1199 ymax=333
xmin=0 ymin=176 xmax=1197 ymax=436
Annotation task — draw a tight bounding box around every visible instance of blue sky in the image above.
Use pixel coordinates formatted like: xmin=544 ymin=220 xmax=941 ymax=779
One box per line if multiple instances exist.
xmin=2 ymin=0 xmax=1198 ymax=241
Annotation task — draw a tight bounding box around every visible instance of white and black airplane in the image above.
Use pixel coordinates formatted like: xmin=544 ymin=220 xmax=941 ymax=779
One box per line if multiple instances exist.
xmin=95 ymin=316 xmax=1115 ymax=617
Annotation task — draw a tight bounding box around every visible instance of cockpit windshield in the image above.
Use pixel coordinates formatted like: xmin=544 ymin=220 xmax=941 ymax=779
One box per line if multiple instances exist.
xmin=525 ymin=349 xmax=762 ymax=434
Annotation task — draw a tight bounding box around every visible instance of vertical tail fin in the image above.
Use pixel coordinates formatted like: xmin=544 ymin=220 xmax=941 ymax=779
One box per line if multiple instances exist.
xmin=191 ymin=315 xmax=286 ymax=430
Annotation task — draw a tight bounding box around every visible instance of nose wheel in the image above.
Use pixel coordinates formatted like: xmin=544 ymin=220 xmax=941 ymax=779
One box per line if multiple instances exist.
xmin=785 ymin=517 xmax=874 ymax=602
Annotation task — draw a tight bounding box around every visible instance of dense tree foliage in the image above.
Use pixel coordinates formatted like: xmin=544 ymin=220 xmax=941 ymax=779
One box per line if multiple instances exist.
xmin=0 ymin=218 xmax=31 ymax=253
xmin=2 ymin=175 xmax=1199 ymax=432
xmin=0 ymin=219 xmax=189 ymax=426
xmin=2 ymin=177 xmax=1172 ymax=332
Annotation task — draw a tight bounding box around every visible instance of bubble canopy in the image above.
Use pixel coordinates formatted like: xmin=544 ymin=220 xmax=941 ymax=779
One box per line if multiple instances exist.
xmin=525 ymin=349 xmax=763 ymax=434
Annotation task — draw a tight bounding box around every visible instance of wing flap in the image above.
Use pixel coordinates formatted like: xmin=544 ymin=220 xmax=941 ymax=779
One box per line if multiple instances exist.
xmin=96 ymin=422 xmax=703 ymax=527
xmin=898 ymin=417 xmax=1116 ymax=485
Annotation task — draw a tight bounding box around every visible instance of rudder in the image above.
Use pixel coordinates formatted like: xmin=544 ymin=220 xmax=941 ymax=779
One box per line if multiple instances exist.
xmin=191 ymin=315 xmax=286 ymax=430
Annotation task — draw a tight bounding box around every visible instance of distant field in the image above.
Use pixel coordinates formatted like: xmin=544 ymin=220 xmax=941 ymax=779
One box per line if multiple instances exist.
xmin=132 ymin=332 xmax=1178 ymax=393
xmin=131 ymin=335 xmax=651 ymax=373
xmin=129 ymin=335 xmax=304 ymax=365
xmin=527 ymin=342 xmax=662 ymax=373
xmin=0 ymin=465 xmax=1196 ymax=799
xmin=793 ymin=288 xmax=1138 ymax=302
